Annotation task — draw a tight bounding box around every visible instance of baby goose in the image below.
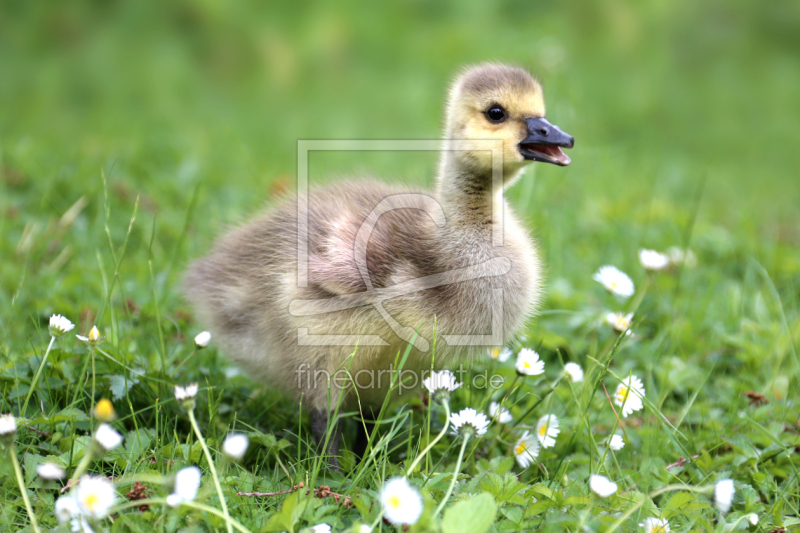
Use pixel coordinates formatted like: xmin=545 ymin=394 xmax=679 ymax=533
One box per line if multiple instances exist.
xmin=185 ymin=63 xmax=573 ymax=468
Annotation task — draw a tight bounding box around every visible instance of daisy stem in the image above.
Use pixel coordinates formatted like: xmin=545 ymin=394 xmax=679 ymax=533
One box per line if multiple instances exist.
xmin=69 ymin=444 xmax=96 ymax=486
xmin=90 ymin=346 xmax=96 ymax=426
xmin=434 ymin=435 xmax=470 ymax=516
xmin=187 ymin=408 xmax=233 ymax=533
xmin=21 ymin=336 xmax=56 ymax=416
xmin=9 ymin=445 xmax=42 ymax=533
xmin=406 ymin=400 xmax=450 ymax=476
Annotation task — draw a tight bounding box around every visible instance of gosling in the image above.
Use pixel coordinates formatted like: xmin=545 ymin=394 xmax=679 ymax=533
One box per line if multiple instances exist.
xmin=185 ymin=63 xmax=573 ymax=469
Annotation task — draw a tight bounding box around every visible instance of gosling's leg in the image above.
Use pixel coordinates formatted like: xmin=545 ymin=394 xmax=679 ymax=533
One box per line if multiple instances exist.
xmin=309 ymin=408 xmax=342 ymax=472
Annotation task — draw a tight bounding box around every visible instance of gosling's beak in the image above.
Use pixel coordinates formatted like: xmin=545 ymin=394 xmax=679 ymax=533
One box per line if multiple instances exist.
xmin=519 ymin=117 xmax=574 ymax=166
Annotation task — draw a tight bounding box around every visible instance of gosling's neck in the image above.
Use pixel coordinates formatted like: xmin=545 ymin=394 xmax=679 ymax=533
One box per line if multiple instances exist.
xmin=435 ymin=150 xmax=511 ymax=229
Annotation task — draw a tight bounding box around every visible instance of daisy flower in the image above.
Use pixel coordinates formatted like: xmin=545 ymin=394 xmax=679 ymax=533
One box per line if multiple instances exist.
xmin=167 ymin=466 xmax=201 ymax=507
xmin=714 ymin=479 xmax=735 ymax=514
xmin=747 ymin=513 xmax=758 ymax=525
xmin=195 ymin=331 xmax=211 ymax=348
xmin=606 ymin=312 xmax=633 ymax=334
xmin=174 ymin=383 xmax=199 ymax=400
xmin=489 ymin=402 xmax=513 ymax=424
xmin=449 ymin=408 xmax=490 ymax=438
xmin=667 ymin=247 xmax=697 ymax=268
xmin=614 ymin=375 xmax=645 ymax=417
xmin=222 ymin=433 xmax=249 ymax=461
xmin=380 ymin=477 xmax=423 ymax=525
xmin=589 ymin=474 xmax=617 ymax=498
xmin=536 ymin=414 xmax=560 ymax=448
xmin=607 ymin=433 xmax=625 ymax=451
xmin=641 ymin=517 xmax=670 ymax=533
xmin=37 ymin=462 xmax=66 ymax=480
xmin=422 ymin=370 xmax=461 ymax=394
xmin=357 ymin=525 xmax=372 ymax=533
xmin=593 ymin=266 xmax=635 ymax=298
xmin=515 ymin=348 xmax=545 ymax=376
xmin=54 ymin=495 xmax=80 ymax=524
xmin=76 ymin=325 xmax=103 ymax=345
xmin=563 ymin=362 xmax=584 ymax=382
xmin=76 ymin=475 xmax=116 ymax=519
xmin=638 ymin=249 xmax=670 ymax=271
xmin=94 ymin=423 xmax=123 ymax=451
xmin=0 ymin=413 xmax=17 ymax=437
xmin=49 ymin=314 xmax=75 ymax=337
xmin=513 ymin=431 xmax=540 ymax=468
xmin=488 ymin=347 xmax=512 ymax=362
xmin=311 ymin=524 xmax=331 ymax=533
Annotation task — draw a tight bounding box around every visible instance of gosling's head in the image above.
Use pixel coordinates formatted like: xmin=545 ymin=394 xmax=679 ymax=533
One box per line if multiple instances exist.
xmin=444 ymin=63 xmax=574 ymax=179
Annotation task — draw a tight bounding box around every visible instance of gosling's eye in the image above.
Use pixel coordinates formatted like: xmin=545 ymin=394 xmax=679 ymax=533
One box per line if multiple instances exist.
xmin=486 ymin=106 xmax=506 ymax=123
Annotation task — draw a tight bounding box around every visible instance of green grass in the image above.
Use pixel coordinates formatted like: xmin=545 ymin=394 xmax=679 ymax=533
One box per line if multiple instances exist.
xmin=1 ymin=1 xmax=799 ymax=532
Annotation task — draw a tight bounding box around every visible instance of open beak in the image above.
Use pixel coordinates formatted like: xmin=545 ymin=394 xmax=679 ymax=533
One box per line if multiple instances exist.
xmin=519 ymin=117 xmax=574 ymax=166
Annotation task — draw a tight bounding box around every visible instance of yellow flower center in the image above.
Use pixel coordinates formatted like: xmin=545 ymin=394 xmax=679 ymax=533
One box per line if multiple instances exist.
xmin=94 ymin=399 xmax=115 ymax=421
xmin=610 ymin=281 xmax=618 ymax=289
xmin=616 ymin=386 xmax=628 ymax=403
xmin=83 ymin=493 xmax=99 ymax=512
xmin=514 ymin=442 xmax=527 ymax=455
xmin=523 ymin=361 xmax=531 ymax=369
xmin=652 ymin=526 xmax=666 ymax=533
xmin=538 ymin=424 xmax=548 ymax=436
xmin=387 ymin=495 xmax=401 ymax=509
xmin=491 ymin=348 xmax=500 ymax=358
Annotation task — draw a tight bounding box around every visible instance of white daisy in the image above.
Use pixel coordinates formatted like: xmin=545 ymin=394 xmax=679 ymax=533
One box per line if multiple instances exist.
xmin=311 ymin=524 xmax=331 ymax=533
xmin=167 ymin=466 xmax=201 ymax=507
xmin=563 ymin=362 xmax=584 ymax=382
xmin=606 ymin=312 xmax=633 ymax=334
xmin=174 ymin=383 xmax=199 ymax=401
xmin=0 ymin=413 xmax=17 ymax=436
xmin=589 ymin=474 xmax=617 ymax=498
xmin=489 ymin=402 xmax=513 ymax=424
xmin=536 ymin=414 xmax=560 ymax=448
xmin=515 ymin=348 xmax=545 ymax=376
xmin=422 ymin=370 xmax=461 ymax=394
xmin=76 ymin=325 xmax=103 ymax=345
xmin=667 ymin=247 xmax=697 ymax=268
xmin=449 ymin=408 xmax=490 ymax=438
xmin=94 ymin=423 xmax=123 ymax=451
xmin=513 ymin=431 xmax=540 ymax=468
xmin=607 ymin=433 xmax=625 ymax=451
xmin=55 ymin=495 xmax=80 ymax=524
xmin=593 ymin=266 xmax=635 ymax=298
xmin=357 ymin=525 xmax=372 ymax=533
xmin=37 ymin=462 xmax=66 ymax=480
xmin=222 ymin=433 xmax=249 ymax=461
xmin=49 ymin=314 xmax=75 ymax=337
xmin=614 ymin=375 xmax=645 ymax=417
xmin=638 ymin=249 xmax=670 ymax=271
xmin=641 ymin=517 xmax=670 ymax=533
xmin=76 ymin=475 xmax=116 ymax=519
xmin=747 ymin=513 xmax=758 ymax=525
xmin=488 ymin=347 xmax=513 ymax=362
xmin=714 ymin=479 xmax=735 ymax=514
xmin=380 ymin=477 xmax=423 ymax=525
xmin=194 ymin=331 xmax=211 ymax=348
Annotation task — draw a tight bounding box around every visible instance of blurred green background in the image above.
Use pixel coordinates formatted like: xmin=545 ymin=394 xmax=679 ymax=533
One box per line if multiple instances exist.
xmin=1 ymin=0 xmax=799 ymax=339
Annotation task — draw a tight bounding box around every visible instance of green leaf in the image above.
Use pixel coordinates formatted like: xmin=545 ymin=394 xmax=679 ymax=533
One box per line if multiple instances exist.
xmin=442 ymin=492 xmax=497 ymax=533
xmin=108 ymin=374 xmax=139 ymax=400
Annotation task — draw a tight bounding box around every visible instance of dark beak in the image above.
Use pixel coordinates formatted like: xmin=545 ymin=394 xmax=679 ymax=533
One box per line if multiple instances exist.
xmin=518 ymin=117 xmax=574 ymax=166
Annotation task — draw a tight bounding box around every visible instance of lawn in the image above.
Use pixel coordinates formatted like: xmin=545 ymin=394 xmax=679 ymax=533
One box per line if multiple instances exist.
xmin=1 ymin=1 xmax=799 ymax=532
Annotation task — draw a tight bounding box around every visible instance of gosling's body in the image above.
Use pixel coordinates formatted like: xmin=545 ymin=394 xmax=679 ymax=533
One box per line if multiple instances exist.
xmin=185 ymin=64 xmax=574 ymax=464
